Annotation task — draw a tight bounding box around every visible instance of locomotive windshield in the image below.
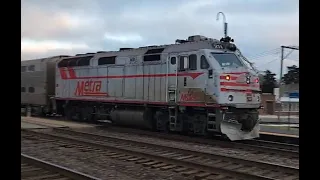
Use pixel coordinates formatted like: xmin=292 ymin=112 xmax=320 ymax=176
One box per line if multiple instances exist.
xmin=211 ymin=53 xmax=244 ymax=68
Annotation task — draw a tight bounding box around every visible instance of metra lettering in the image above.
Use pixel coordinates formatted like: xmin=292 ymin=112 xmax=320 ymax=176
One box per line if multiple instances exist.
xmin=74 ymin=80 xmax=106 ymax=96
xmin=180 ymin=92 xmax=197 ymax=101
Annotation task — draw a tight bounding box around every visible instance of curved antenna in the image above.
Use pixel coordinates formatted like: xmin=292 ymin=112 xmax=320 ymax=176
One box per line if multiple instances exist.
xmin=216 ymin=12 xmax=228 ymax=38
xmin=216 ymin=12 xmax=226 ymax=22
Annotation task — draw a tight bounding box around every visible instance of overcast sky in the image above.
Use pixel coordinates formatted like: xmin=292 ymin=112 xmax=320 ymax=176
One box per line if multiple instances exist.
xmin=21 ymin=0 xmax=299 ymax=77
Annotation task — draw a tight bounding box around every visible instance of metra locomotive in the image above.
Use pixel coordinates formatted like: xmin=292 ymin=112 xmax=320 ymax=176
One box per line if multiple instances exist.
xmin=21 ymin=35 xmax=262 ymax=141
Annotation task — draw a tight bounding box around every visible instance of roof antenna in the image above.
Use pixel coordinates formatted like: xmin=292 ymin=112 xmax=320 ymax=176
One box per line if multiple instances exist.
xmin=216 ymin=12 xmax=228 ymax=38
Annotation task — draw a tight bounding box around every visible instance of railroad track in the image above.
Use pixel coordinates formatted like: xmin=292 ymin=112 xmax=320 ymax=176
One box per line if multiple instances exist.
xmin=22 ymin=128 xmax=299 ymax=180
xmin=94 ymin=126 xmax=299 ymax=158
xmin=22 ymin=115 xmax=299 ymax=146
xmin=21 ymin=153 xmax=100 ymax=180
xmin=239 ymin=139 xmax=298 ymax=153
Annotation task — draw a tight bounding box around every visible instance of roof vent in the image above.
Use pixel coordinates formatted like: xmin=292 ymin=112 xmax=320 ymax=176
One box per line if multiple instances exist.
xmin=187 ymin=35 xmax=209 ymax=42
xmin=119 ymin=48 xmax=133 ymax=51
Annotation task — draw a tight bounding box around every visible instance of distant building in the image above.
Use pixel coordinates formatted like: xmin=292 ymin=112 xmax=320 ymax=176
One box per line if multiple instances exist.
xmin=274 ymin=85 xmax=299 ymax=116
xmin=259 ymin=93 xmax=276 ymax=115
xmin=279 ymin=83 xmax=299 ymax=97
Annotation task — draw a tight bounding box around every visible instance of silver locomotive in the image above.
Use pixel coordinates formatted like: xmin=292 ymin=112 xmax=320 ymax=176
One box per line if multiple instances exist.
xmin=22 ymin=35 xmax=262 ymax=141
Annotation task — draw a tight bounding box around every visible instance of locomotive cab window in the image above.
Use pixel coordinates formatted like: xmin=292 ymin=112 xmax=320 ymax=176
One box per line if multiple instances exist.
xmin=200 ymin=55 xmax=209 ymax=69
xmin=211 ymin=53 xmax=243 ymax=68
xmin=188 ymin=54 xmax=197 ymax=70
xmin=21 ymin=87 xmax=26 ymax=92
xmin=179 ymin=56 xmax=188 ymax=71
xmin=28 ymin=87 xmax=35 ymax=93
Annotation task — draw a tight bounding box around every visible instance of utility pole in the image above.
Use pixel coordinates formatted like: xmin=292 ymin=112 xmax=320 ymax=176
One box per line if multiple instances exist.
xmin=279 ymin=45 xmax=299 ymax=94
xmin=216 ymin=12 xmax=228 ymax=38
xmin=279 ymin=46 xmax=284 ymax=94
xmin=278 ymin=45 xmax=299 ymax=121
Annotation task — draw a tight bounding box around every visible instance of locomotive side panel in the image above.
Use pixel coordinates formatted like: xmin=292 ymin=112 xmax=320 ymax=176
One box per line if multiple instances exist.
xmin=109 ymin=66 xmax=124 ymax=97
xmin=135 ymin=65 xmax=144 ymax=100
xmin=56 ymin=64 xmax=170 ymax=103
xmin=148 ymin=65 xmax=156 ymax=101
xmin=124 ymin=65 xmax=136 ymax=99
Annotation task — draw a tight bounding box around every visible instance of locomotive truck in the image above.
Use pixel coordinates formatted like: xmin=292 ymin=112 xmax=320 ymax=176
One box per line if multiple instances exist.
xmin=21 ymin=35 xmax=262 ymax=141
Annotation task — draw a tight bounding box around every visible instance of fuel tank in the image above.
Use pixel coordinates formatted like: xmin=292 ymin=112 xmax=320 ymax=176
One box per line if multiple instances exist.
xmin=110 ymin=109 xmax=154 ymax=129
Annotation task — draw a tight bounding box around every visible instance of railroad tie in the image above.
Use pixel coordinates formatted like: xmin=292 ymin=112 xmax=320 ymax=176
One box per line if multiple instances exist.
xmin=117 ymin=155 xmax=133 ymax=160
xmin=180 ymin=169 xmax=200 ymax=176
xmin=173 ymin=167 xmax=189 ymax=172
xmin=110 ymin=154 xmax=126 ymax=158
xmin=51 ymin=178 xmax=70 ymax=180
xmin=205 ymin=174 xmax=227 ymax=180
xmin=223 ymin=163 xmax=243 ymax=170
xmin=175 ymin=155 xmax=194 ymax=160
xmin=150 ymin=163 xmax=168 ymax=168
xmin=159 ymin=164 xmax=176 ymax=170
xmin=136 ymin=159 xmax=151 ymax=164
xmin=194 ymin=172 xmax=212 ymax=180
xmin=127 ymin=157 xmax=142 ymax=161
xmin=52 ymin=178 xmax=70 ymax=180
xmin=142 ymin=161 xmax=160 ymax=166
xmin=237 ymin=166 xmax=257 ymax=173
xmin=24 ymin=173 xmax=62 ymax=180
xmin=214 ymin=161 xmax=234 ymax=168
xmin=22 ymin=169 xmax=47 ymax=177
xmin=21 ymin=167 xmax=42 ymax=172
xmin=283 ymin=175 xmax=299 ymax=180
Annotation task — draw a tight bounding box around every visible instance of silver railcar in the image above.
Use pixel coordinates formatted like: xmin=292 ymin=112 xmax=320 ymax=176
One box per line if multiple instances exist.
xmin=21 ymin=56 xmax=68 ymax=115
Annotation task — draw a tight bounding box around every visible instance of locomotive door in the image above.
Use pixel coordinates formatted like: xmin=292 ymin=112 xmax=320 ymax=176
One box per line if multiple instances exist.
xmin=167 ymin=54 xmax=178 ymax=102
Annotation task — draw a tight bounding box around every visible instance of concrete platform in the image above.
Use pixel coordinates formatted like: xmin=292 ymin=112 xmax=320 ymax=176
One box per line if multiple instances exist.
xmin=21 ymin=122 xmax=50 ymax=129
xmin=260 ymin=115 xmax=299 ymax=124
xmin=21 ymin=117 xmax=97 ymax=129
xmin=260 ymin=124 xmax=299 ymax=137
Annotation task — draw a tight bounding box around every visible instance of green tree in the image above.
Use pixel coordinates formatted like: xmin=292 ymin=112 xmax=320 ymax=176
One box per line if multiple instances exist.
xmin=261 ymin=70 xmax=277 ymax=94
xmin=282 ymin=65 xmax=299 ymax=84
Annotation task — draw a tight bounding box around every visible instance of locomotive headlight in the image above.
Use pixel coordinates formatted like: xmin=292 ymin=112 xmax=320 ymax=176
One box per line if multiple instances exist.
xmin=228 ymin=95 xmax=233 ymax=101
xmin=245 ymin=75 xmax=251 ymax=84
xmin=246 ymin=77 xmax=250 ymax=84
xmin=225 ymin=75 xmax=230 ymax=81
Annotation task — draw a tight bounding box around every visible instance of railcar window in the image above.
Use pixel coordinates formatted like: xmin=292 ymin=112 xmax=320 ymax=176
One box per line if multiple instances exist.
xmin=143 ymin=48 xmax=165 ymax=62
xmin=170 ymin=57 xmax=176 ymax=65
xmin=28 ymin=87 xmax=35 ymax=93
xmin=58 ymin=59 xmax=70 ymax=68
xmin=28 ymin=65 xmax=35 ymax=71
xmin=21 ymin=66 xmax=27 ymax=72
xmin=211 ymin=53 xmax=244 ymax=68
xmin=77 ymin=56 xmax=92 ymax=66
xmin=21 ymin=87 xmax=26 ymax=92
xmin=200 ymin=55 xmax=209 ymax=69
xmin=188 ymin=54 xmax=197 ymax=70
xmin=68 ymin=58 xmax=78 ymax=67
xmin=98 ymin=56 xmax=116 ymax=65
